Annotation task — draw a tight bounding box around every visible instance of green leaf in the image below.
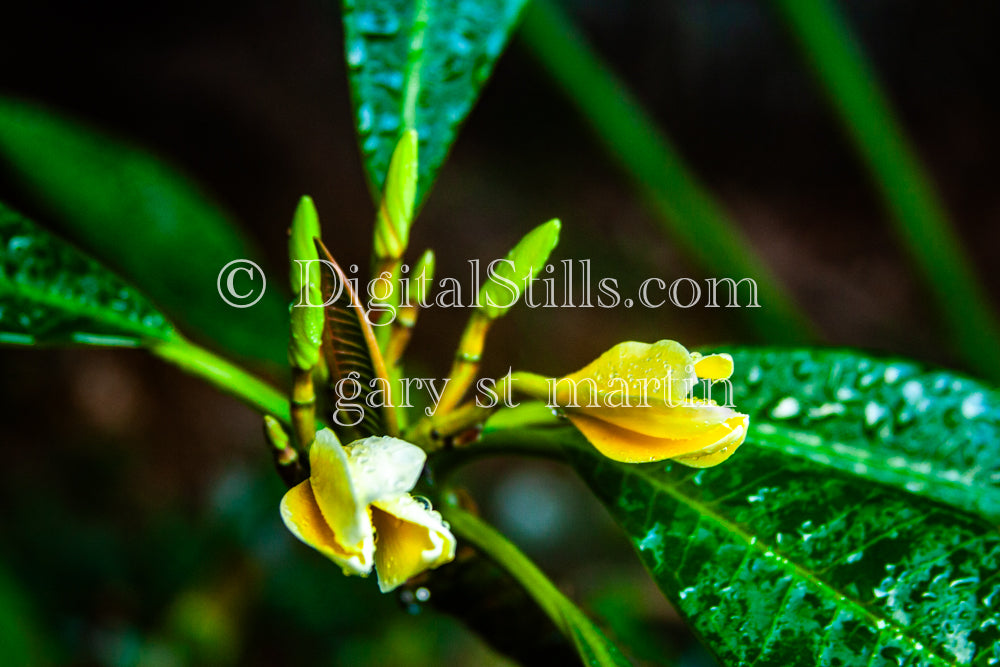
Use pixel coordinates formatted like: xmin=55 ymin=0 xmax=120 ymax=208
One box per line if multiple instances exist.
xmin=343 ymin=0 xmax=529 ymax=207
xmin=565 ymin=431 xmax=1000 ymax=666
xmin=518 ymin=0 xmax=816 ymax=344
xmin=722 ymin=348 xmax=1000 ymax=524
xmin=0 ymin=201 xmax=175 ymax=346
xmin=0 ymin=96 xmax=285 ymax=362
xmin=771 ymin=0 xmax=1000 ymax=380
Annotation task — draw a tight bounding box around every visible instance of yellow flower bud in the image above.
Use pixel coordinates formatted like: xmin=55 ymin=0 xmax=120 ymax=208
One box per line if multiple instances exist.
xmin=514 ymin=340 xmax=748 ymax=466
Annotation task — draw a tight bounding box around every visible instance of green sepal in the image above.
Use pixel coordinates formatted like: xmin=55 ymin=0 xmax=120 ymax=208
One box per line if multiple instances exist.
xmin=373 ymin=130 xmax=418 ymax=262
xmin=478 ymin=219 xmax=561 ymax=319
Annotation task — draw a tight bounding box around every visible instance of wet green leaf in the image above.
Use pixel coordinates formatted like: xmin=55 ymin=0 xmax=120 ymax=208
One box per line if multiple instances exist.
xmin=0 ymin=96 xmax=285 ymax=362
xmin=566 ymin=431 xmax=1000 ymax=666
xmin=0 ymin=202 xmax=175 ymax=346
xmin=343 ymin=0 xmax=529 ymax=207
xmin=722 ymin=348 xmax=1000 ymax=524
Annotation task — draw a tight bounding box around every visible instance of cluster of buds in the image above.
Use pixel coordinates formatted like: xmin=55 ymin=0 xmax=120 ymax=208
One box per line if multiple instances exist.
xmin=265 ymin=131 xmax=749 ymax=592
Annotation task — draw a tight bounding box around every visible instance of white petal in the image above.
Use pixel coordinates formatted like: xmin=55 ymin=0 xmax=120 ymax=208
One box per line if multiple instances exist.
xmin=344 ymin=436 xmax=427 ymax=504
xmin=308 ymin=428 xmax=373 ymax=554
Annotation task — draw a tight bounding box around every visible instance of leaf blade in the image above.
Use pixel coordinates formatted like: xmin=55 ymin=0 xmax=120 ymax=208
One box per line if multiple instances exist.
xmin=0 ymin=96 xmax=285 ymax=362
xmin=0 ymin=201 xmax=175 ymax=346
xmin=721 ymin=348 xmax=1000 ymax=523
xmin=566 ymin=432 xmax=1000 ymax=666
xmin=343 ymin=0 xmax=529 ymax=206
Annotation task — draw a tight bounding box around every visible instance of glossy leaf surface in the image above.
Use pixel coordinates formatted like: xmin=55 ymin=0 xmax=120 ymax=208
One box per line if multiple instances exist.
xmin=343 ymin=0 xmax=529 ymax=206
xmin=0 ymin=202 xmax=174 ymax=346
xmin=0 ymin=97 xmax=285 ymax=362
xmin=723 ymin=348 xmax=1000 ymax=523
xmin=566 ymin=431 xmax=1000 ymax=666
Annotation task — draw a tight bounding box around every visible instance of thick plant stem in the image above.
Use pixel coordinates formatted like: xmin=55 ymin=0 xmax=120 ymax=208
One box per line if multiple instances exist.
xmin=290 ymin=367 xmax=317 ymax=450
xmin=770 ymin=0 xmax=1000 ymax=381
xmin=151 ymin=337 xmax=290 ymax=424
xmin=443 ymin=507 xmax=566 ymax=630
xmin=519 ymin=0 xmax=816 ymax=345
xmin=442 ymin=506 xmax=629 ymax=666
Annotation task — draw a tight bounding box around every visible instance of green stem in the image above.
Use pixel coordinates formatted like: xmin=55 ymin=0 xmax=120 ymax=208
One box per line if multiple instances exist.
xmin=771 ymin=0 xmax=1000 ymax=380
xmin=436 ymin=312 xmax=492 ymax=415
xmin=482 ymin=400 xmax=561 ymax=432
xmin=441 ymin=506 xmax=629 ymax=666
xmin=151 ymin=337 xmax=290 ymax=424
xmin=519 ymin=0 xmax=816 ymax=345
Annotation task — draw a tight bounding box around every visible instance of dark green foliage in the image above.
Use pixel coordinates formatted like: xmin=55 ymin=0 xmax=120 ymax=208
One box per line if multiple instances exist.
xmin=343 ymin=0 xmax=529 ymax=207
xmin=725 ymin=348 xmax=1000 ymax=523
xmin=570 ymin=436 xmax=1000 ymax=666
xmin=0 ymin=97 xmax=285 ymax=362
xmin=0 ymin=202 xmax=174 ymax=346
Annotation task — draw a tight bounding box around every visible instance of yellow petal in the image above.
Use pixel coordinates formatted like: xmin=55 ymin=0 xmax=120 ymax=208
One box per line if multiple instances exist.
xmin=562 ymin=340 xmax=695 ymax=406
xmin=567 ymin=411 xmax=749 ymax=464
xmin=279 ymin=480 xmax=373 ymax=575
xmin=692 ymin=353 xmax=734 ymax=380
xmin=571 ymin=399 xmax=738 ymax=439
xmin=344 ymin=436 xmax=427 ymax=505
xmin=370 ymin=495 xmax=457 ymax=593
xmin=308 ymin=429 xmax=373 ymax=555
xmin=670 ymin=414 xmax=748 ymax=468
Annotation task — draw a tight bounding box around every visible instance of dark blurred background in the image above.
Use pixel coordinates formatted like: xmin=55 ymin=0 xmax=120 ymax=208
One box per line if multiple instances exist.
xmin=1 ymin=0 xmax=998 ymax=664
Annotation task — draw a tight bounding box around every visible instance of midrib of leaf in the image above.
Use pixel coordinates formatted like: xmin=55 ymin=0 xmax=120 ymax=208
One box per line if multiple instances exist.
xmin=749 ymin=422 xmax=989 ymax=510
xmin=401 ymin=0 xmax=431 ymax=131
xmin=634 ymin=465 xmax=956 ymax=666
xmin=0 ymin=277 xmax=174 ymax=343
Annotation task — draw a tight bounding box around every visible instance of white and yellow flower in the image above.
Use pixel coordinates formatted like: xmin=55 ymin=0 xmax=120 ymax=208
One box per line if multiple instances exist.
xmin=513 ymin=340 xmax=749 ymax=467
xmin=280 ymin=430 xmax=456 ymax=592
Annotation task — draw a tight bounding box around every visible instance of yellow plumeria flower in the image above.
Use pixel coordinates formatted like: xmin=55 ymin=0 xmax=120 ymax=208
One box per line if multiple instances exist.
xmin=280 ymin=429 xmax=456 ymax=592
xmin=513 ymin=340 xmax=749 ymax=467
